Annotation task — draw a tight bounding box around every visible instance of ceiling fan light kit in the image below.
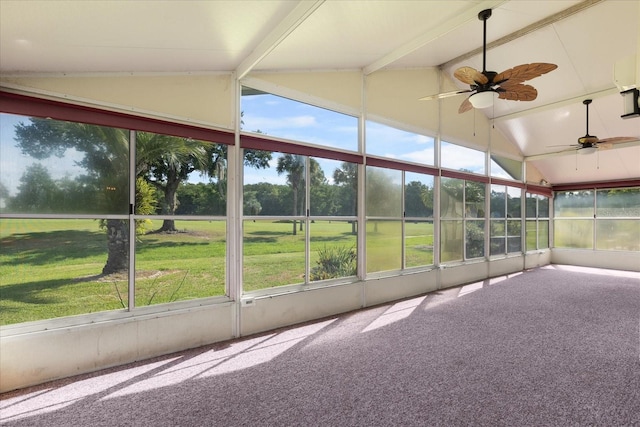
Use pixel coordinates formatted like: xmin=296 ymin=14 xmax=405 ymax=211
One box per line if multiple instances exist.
xmin=469 ymin=90 xmax=497 ymax=108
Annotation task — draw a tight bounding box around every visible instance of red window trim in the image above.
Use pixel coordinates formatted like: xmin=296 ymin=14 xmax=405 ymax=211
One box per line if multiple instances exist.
xmin=0 ymin=91 xmax=235 ymax=145
xmin=440 ymin=168 xmax=490 ymax=184
xmin=552 ymin=179 xmax=640 ymax=192
xmin=490 ymin=178 xmax=525 ymax=189
xmin=525 ymin=184 xmax=552 ymax=198
xmin=366 ymin=156 xmax=438 ymax=176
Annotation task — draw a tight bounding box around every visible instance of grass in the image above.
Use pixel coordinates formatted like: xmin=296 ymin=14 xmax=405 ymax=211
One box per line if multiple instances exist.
xmin=1 ymin=218 xmax=434 ymax=325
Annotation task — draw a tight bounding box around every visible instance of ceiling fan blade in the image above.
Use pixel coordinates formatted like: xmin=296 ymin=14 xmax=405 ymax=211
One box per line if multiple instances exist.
xmin=420 ymin=89 xmax=472 ymax=101
xmin=525 ymin=148 xmax=579 ymax=161
xmin=494 ymin=63 xmax=558 ymax=86
xmin=598 ymin=137 xmax=640 ymax=150
xmin=596 ymin=136 xmax=639 ymax=144
xmin=458 ymin=97 xmax=473 ymax=113
xmin=454 ymin=66 xmax=488 ymax=85
xmin=497 ymin=84 xmax=538 ymax=101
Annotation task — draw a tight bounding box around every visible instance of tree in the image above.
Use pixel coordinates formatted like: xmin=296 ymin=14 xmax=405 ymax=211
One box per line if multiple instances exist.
xmin=276 ymin=154 xmax=305 ymax=235
xmin=333 ymin=162 xmax=358 ymax=233
xmin=136 ymin=132 xmax=210 ymax=232
xmin=8 ymin=163 xmax=58 ymax=212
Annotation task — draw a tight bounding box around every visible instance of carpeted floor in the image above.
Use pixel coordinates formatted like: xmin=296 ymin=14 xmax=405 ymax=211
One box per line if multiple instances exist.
xmin=1 ymin=265 xmax=639 ymax=426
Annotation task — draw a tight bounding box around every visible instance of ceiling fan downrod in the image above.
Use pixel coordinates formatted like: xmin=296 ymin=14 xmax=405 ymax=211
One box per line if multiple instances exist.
xmin=584 ymin=99 xmax=592 ymax=136
xmin=479 ymin=9 xmax=492 ymax=74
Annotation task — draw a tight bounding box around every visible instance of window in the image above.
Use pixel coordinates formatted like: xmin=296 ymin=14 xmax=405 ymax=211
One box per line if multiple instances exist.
xmin=366 ymin=166 xmax=402 ymax=273
xmin=243 ymin=150 xmax=359 ymax=290
xmin=555 ymin=188 xmax=640 ymax=251
xmin=366 ymin=121 xmax=434 ymax=165
xmin=440 ymin=177 xmax=486 ymax=262
xmin=595 ymin=188 xmax=640 ymax=251
xmin=404 ymin=172 xmax=434 ymax=268
xmin=0 ymin=106 xmax=234 ymax=325
xmin=490 ymin=154 xmax=523 ymax=181
xmin=241 ymin=87 xmax=358 ymax=152
xmin=525 ymin=193 xmax=550 ymax=251
xmin=440 ymin=141 xmax=486 ymax=175
xmin=490 ymin=184 xmax=522 ymax=256
xmin=554 ymin=191 xmax=594 ymax=249
xmin=134 ymin=132 xmax=227 ymax=307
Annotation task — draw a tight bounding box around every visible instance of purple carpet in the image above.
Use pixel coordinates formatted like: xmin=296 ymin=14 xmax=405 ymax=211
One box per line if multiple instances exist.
xmin=1 ymin=265 xmax=639 ymax=426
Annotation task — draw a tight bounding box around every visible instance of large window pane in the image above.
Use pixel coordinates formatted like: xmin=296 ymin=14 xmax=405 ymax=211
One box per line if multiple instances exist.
xmin=243 ymin=220 xmax=305 ymax=291
xmin=490 ymin=185 xmax=506 ymax=219
xmin=310 ymin=220 xmax=357 ymax=281
xmin=554 ymin=220 xmax=593 ymax=249
xmin=441 ymin=178 xmax=464 ymax=219
xmin=241 ymin=88 xmax=358 ymax=152
xmin=490 ymin=220 xmax=506 ymax=255
xmin=465 ymin=181 xmax=485 ymax=218
xmin=466 ymin=220 xmax=485 ymax=259
xmin=0 ymin=218 xmax=129 ymax=325
xmin=405 ymin=172 xmax=434 ymax=218
xmin=244 ymin=150 xmax=303 ymax=217
xmin=555 ymin=191 xmax=594 ymax=217
xmin=538 ymin=220 xmax=549 ymax=249
xmin=441 ymin=220 xmax=463 ymax=262
xmin=539 ymin=196 xmax=549 ymax=218
xmin=366 ymin=220 xmax=402 ymax=273
xmin=490 ymin=155 xmax=522 ymax=181
xmin=136 ymin=132 xmax=227 ymax=217
xmin=135 ymin=220 xmax=225 ymax=307
xmin=312 ymin=158 xmax=357 ymax=216
xmin=525 ymin=193 xmax=537 ymax=218
xmin=366 ymin=166 xmax=401 ymax=217
xmin=507 ymin=220 xmax=522 ymax=253
xmin=596 ymin=188 xmax=640 ymax=217
xmin=405 ymin=220 xmax=434 ymax=267
xmin=1 ymin=113 xmax=129 ymax=215
xmin=596 ymin=219 xmax=640 ymax=251
xmin=526 ymin=220 xmax=537 ymax=251
xmin=366 ymin=121 xmax=435 ymax=165
xmin=441 ymin=141 xmax=485 ymax=174
xmin=507 ymin=186 xmax=521 ymax=218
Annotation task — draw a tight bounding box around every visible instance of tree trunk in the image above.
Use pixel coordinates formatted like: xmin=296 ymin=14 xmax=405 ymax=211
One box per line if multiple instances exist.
xmin=102 ymin=219 xmax=129 ymax=274
xmin=158 ymin=179 xmax=180 ymax=232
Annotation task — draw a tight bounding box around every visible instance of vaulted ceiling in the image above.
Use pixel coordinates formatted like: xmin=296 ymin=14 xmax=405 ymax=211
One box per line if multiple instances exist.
xmin=1 ymin=0 xmax=638 ymax=185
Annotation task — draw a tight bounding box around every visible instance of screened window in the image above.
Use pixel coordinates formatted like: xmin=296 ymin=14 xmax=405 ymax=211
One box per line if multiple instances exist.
xmin=490 ymin=184 xmax=522 ymax=256
xmin=490 ymin=154 xmax=523 ymax=181
xmin=556 ymin=188 xmax=640 ymax=251
xmin=440 ymin=177 xmax=485 ymax=262
xmin=1 ymin=113 xmax=129 ymax=215
xmin=525 ymin=193 xmax=550 ymax=251
xmin=366 ymin=121 xmax=435 ymax=165
xmin=440 ymin=141 xmax=486 ymax=175
xmin=404 ymin=172 xmax=434 ymax=268
xmin=134 ymin=132 xmax=228 ymax=307
xmin=243 ymin=149 xmax=359 ymax=289
xmin=241 ymin=87 xmax=358 ymax=152
xmin=366 ymin=166 xmax=402 ymax=273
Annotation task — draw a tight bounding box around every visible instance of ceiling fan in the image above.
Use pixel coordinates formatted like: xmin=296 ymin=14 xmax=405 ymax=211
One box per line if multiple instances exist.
xmin=420 ymin=9 xmax=557 ymax=113
xmin=549 ymin=99 xmax=639 ymax=155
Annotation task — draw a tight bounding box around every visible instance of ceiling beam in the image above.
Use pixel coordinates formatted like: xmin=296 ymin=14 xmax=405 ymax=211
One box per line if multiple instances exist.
xmin=492 ymin=87 xmax=619 ymax=123
xmin=235 ymin=0 xmax=325 ymax=80
xmin=363 ymin=0 xmax=506 ymax=75
xmin=440 ymin=0 xmax=604 ymax=71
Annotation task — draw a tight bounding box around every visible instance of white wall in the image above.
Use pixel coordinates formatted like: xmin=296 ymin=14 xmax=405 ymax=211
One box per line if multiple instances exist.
xmin=551 ymin=249 xmax=640 ymax=272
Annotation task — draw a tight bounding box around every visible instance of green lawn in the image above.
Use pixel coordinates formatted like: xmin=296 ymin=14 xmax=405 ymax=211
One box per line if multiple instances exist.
xmin=1 ymin=218 xmax=434 ymax=325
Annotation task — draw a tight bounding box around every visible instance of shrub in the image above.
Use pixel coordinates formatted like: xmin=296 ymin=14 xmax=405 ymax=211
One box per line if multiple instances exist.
xmin=310 ymin=245 xmax=357 ymax=281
